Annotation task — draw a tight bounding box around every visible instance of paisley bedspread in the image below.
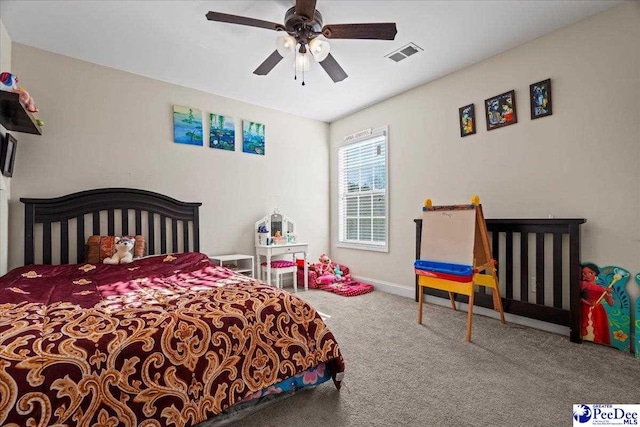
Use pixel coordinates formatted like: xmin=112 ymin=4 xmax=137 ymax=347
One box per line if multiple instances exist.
xmin=0 ymin=252 xmax=344 ymax=426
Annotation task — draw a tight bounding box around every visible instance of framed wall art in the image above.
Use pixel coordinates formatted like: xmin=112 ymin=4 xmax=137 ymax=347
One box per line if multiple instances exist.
xmin=458 ymin=104 xmax=476 ymax=137
xmin=485 ymin=90 xmax=517 ymax=131
xmin=530 ymin=79 xmax=552 ymax=120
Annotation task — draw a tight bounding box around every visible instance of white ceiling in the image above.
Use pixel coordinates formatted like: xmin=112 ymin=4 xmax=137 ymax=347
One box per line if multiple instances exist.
xmin=1 ymin=0 xmax=620 ymax=123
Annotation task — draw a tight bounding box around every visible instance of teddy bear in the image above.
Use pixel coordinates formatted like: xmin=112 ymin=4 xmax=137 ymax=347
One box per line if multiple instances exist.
xmin=103 ymin=237 xmax=135 ymax=265
xmin=316 ymin=253 xmax=333 ymax=276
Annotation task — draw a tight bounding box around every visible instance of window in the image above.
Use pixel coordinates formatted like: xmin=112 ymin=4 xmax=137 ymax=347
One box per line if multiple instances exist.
xmin=338 ymin=128 xmax=388 ymax=251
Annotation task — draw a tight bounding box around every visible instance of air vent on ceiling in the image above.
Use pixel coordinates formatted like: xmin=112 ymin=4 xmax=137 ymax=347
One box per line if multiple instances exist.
xmin=385 ymin=42 xmax=423 ymax=63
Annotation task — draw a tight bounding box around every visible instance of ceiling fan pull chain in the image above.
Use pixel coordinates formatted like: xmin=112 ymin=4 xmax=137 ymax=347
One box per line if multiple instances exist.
xmin=294 ymin=50 xmax=298 ymax=81
xmin=302 ymin=64 xmax=305 ymax=86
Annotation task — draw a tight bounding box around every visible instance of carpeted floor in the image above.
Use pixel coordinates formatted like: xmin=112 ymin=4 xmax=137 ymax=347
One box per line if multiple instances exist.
xmin=231 ymin=290 xmax=640 ymax=427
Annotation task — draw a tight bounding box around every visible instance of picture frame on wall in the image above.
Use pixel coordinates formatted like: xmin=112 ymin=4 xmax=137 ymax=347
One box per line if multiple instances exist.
xmin=484 ymin=90 xmax=517 ymax=131
xmin=209 ymin=113 xmax=235 ymax=151
xmin=530 ymin=78 xmax=552 ymax=120
xmin=173 ymin=105 xmax=203 ymax=146
xmin=242 ymin=120 xmax=265 ymax=155
xmin=458 ymin=104 xmax=476 ymax=137
xmin=1 ymin=133 xmax=17 ymax=177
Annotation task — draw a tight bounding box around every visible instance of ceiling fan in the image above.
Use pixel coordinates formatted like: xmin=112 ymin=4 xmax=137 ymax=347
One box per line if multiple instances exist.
xmin=205 ymin=0 xmax=397 ymax=85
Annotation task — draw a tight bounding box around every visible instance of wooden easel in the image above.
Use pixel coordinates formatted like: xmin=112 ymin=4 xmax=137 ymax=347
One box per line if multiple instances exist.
xmin=417 ymin=196 xmax=506 ymax=342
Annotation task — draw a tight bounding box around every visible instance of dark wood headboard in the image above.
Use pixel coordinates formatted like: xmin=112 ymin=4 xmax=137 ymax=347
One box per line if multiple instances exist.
xmin=21 ymin=188 xmax=202 ymax=265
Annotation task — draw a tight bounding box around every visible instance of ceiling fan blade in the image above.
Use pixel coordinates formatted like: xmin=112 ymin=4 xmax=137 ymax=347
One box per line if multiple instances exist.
xmin=295 ymin=0 xmax=317 ymax=21
xmin=206 ymin=11 xmax=284 ymax=31
xmin=322 ymin=23 xmax=398 ymax=40
xmin=253 ymin=50 xmax=284 ymax=75
xmin=319 ymin=53 xmax=348 ymax=83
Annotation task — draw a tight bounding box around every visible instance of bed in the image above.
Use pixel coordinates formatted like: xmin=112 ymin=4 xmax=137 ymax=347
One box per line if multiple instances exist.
xmin=0 ymin=188 xmax=344 ymax=426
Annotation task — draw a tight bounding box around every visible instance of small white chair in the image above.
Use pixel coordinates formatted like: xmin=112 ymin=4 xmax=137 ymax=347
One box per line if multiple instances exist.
xmin=261 ymin=260 xmax=298 ymax=292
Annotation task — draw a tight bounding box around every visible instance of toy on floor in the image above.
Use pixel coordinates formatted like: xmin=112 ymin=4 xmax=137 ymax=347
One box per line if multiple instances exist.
xmin=314 ymin=254 xmax=350 ymax=285
xmin=315 ymin=254 xmax=334 ymax=276
xmin=103 ymin=237 xmax=135 ymax=265
xmin=305 ymin=254 xmax=372 ymax=297
xmin=580 ymin=262 xmax=630 ymax=352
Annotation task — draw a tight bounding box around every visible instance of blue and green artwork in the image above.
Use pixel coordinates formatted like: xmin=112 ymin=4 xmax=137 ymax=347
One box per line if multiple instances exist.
xmin=210 ymin=114 xmax=235 ymax=151
xmin=242 ymin=120 xmax=265 ymax=155
xmin=580 ymin=263 xmax=630 ymax=352
xmin=635 ymin=273 xmax=640 ymax=358
xmin=173 ymin=106 xmax=203 ymax=146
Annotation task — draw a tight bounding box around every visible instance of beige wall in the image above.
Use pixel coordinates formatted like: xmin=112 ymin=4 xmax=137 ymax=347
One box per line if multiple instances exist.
xmin=9 ymin=44 xmax=329 ymax=269
xmin=0 ymin=19 xmax=12 ymax=275
xmin=329 ymin=2 xmax=640 ymax=292
xmin=0 ymin=20 xmax=10 ymax=72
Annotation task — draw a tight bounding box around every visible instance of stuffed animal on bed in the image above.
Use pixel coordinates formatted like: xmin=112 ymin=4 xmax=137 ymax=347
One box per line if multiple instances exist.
xmin=103 ymin=237 xmax=135 ymax=265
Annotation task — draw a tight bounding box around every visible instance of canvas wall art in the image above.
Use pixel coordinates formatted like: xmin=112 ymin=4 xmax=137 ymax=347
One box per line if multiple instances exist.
xmin=173 ymin=106 xmax=203 ymax=146
xmin=210 ymin=114 xmax=235 ymax=151
xmin=484 ymin=90 xmax=517 ymax=131
xmin=458 ymin=104 xmax=476 ymax=137
xmin=530 ymin=78 xmax=552 ymax=119
xmin=243 ymin=120 xmax=265 ymax=155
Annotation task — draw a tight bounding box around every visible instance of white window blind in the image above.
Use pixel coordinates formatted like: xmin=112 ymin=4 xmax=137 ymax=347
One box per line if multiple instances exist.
xmin=338 ymin=129 xmax=388 ymax=251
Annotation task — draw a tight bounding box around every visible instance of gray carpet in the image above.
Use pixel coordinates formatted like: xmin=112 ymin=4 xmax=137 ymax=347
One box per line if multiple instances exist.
xmin=232 ymin=290 xmax=640 ymax=427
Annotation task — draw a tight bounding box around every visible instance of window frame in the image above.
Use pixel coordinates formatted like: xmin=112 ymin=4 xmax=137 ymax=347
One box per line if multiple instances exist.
xmin=336 ymin=126 xmax=389 ymax=253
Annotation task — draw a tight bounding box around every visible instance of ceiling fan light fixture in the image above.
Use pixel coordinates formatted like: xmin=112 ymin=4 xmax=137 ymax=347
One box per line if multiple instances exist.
xmin=207 ymin=3 xmax=397 ymax=84
xmin=309 ymin=38 xmax=331 ymax=62
xmin=294 ymin=52 xmax=312 ymax=72
xmin=276 ymin=35 xmax=297 ymax=57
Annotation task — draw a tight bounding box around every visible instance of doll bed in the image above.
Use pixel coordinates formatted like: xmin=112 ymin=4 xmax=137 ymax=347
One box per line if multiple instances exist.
xmin=0 ymin=188 xmax=344 ymax=426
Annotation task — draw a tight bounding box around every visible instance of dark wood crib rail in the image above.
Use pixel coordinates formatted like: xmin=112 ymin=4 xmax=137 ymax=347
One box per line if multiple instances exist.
xmin=414 ymin=218 xmax=586 ymax=343
xmin=22 ymin=188 xmax=202 ymax=266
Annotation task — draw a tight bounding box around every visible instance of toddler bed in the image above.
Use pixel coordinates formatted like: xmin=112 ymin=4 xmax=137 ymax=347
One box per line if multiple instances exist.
xmin=0 ymin=188 xmax=344 ymax=426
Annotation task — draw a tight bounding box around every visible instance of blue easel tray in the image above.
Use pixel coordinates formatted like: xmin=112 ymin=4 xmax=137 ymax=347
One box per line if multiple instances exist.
xmin=414 ymin=260 xmax=474 ymax=277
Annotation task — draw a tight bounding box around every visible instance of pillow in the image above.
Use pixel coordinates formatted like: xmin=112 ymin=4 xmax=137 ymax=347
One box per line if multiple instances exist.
xmin=85 ymin=235 xmax=146 ymax=264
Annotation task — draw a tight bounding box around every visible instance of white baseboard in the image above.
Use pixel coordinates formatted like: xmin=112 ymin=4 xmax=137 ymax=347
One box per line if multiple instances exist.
xmin=352 ymin=275 xmax=570 ymax=337
xmin=352 ymin=274 xmax=414 ymax=299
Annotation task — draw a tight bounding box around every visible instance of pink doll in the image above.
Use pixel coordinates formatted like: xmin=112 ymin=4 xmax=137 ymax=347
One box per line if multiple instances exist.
xmin=14 ymin=87 xmax=38 ymax=113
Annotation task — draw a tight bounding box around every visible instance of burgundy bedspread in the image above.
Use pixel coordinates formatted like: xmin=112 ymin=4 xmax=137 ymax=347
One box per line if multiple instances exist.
xmin=0 ymin=252 xmax=344 ymax=426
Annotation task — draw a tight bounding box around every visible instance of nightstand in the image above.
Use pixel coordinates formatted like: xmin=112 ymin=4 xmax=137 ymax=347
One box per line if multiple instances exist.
xmin=208 ymin=254 xmax=254 ymax=278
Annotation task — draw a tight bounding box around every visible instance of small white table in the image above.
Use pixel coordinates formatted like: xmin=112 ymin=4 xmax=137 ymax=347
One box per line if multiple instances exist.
xmin=256 ymin=243 xmax=309 ymax=290
xmin=208 ymin=254 xmax=254 ymax=278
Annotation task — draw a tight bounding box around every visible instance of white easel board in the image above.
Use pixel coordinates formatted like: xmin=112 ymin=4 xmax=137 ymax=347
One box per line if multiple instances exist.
xmin=420 ymin=207 xmax=476 ymax=266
